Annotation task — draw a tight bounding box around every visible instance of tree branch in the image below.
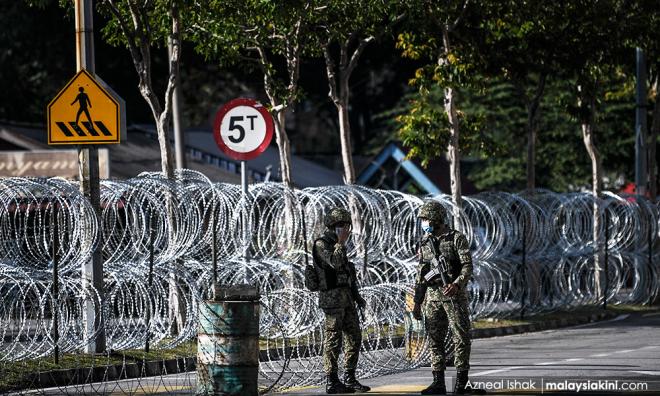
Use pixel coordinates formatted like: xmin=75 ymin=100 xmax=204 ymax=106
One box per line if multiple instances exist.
xmin=449 ymin=0 xmax=470 ymax=32
xmin=162 ymin=0 xmax=181 ymax=123
xmin=323 ymin=40 xmax=340 ymax=104
xmin=345 ymin=36 xmax=374 ymax=77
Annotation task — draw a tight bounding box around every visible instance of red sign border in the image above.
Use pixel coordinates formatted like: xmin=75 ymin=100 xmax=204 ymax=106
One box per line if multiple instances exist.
xmin=212 ymin=98 xmax=274 ymax=161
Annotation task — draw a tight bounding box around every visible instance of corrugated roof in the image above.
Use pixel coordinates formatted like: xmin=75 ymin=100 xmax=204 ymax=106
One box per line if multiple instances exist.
xmin=0 ymin=122 xmax=241 ymax=183
xmin=132 ymin=124 xmax=343 ymax=188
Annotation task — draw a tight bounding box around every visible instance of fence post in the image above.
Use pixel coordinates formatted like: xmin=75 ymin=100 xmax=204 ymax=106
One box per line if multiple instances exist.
xmin=603 ymin=209 xmax=609 ymax=310
xmin=648 ymin=216 xmax=654 ymax=304
xmin=520 ymin=219 xmax=527 ymax=320
xmin=145 ymin=210 xmax=154 ymax=353
xmin=52 ymin=201 xmax=59 ymax=364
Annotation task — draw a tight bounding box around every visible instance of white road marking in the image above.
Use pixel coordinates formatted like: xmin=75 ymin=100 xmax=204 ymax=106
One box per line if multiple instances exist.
xmin=472 ymin=366 xmax=524 ymax=376
xmin=590 ymin=345 xmax=656 ymax=359
xmin=534 ymin=361 xmax=564 ymax=366
xmin=630 ymin=371 xmax=660 ymax=376
xmin=642 ymin=312 xmax=660 ymax=317
xmin=533 ymin=358 xmax=583 ymax=365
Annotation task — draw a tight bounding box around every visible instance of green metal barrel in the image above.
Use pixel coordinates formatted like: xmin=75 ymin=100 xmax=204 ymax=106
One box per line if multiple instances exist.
xmin=197 ymin=285 xmax=260 ymax=396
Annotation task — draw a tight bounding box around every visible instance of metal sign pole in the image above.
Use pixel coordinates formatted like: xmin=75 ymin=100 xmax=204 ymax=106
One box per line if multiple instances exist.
xmin=75 ymin=0 xmax=105 ymax=353
xmin=241 ymin=161 xmax=250 ymax=284
xmin=212 ymin=208 xmax=218 ymax=299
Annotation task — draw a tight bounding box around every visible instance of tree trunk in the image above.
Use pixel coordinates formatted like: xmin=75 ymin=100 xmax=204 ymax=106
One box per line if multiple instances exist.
xmin=579 ymin=86 xmax=604 ymax=300
xmin=337 ymin=100 xmax=356 ymax=184
xmin=156 ymin=114 xmax=175 ymax=178
xmin=272 ymin=110 xmax=294 ymax=188
xmin=441 ymin=27 xmax=462 ymax=228
xmin=323 ymin=37 xmax=372 ymax=185
xmin=650 ymin=76 xmax=659 ymax=201
xmin=525 ymin=73 xmax=547 ymax=192
xmin=106 ymin=0 xmax=182 ymax=333
xmin=446 ymin=86 xmax=462 ymax=207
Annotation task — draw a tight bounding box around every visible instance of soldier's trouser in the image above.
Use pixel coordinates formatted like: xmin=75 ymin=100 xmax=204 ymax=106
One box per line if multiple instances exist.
xmin=322 ymin=305 xmax=362 ymax=374
xmin=424 ymin=295 xmax=471 ymax=371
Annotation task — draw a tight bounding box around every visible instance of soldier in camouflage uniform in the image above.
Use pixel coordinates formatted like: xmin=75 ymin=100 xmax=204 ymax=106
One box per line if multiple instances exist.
xmin=412 ymin=200 xmax=483 ymax=395
xmin=312 ymin=207 xmax=370 ymax=394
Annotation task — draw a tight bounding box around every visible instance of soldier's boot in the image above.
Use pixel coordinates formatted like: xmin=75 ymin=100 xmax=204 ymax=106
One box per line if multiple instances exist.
xmin=454 ymin=370 xmax=486 ymax=395
xmin=420 ymin=370 xmax=446 ymax=395
xmin=343 ymin=369 xmax=371 ymax=392
xmin=326 ymin=372 xmax=355 ymax=394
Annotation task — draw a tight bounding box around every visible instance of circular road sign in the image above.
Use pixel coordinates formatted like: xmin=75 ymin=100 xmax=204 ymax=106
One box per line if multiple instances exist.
xmin=213 ymin=98 xmax=274 ymax=161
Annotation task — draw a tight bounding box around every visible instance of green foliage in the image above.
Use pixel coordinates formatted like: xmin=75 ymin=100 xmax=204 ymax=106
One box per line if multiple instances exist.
xmin=396 ymin=94 xmax=449 ymax=167
xmin=97 ymin=0 xmax=177 ymax=51
xmin=393 ymin=0 xmax=477 ymax=167
xmin=396 ymin=85 xmax=485 ymax=168
xmin=313 ymin=0 xmax=402 ymax=47
xmin=190 ymin=0 xmax=319 ymax=107
xmin=465 ymin=72 xmax=636 ymax=192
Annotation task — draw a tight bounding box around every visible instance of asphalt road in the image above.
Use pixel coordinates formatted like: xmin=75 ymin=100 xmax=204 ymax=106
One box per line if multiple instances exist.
xmin=285 ymin=310 xmax=660 ymax=395
xmin=21 ymin=310 xmax=660 ymax=395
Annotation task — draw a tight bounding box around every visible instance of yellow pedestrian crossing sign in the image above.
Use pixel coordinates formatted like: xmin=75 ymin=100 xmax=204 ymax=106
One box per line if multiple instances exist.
xmin=47 ymin=69 xmax=125 ymax=145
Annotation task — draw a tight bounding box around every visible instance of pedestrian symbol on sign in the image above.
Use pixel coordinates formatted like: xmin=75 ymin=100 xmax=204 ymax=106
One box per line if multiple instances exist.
xmin=47 ymin=69 xmax=125 ymax=145
xmin=72 ymin=87 xmax=93 ymax=125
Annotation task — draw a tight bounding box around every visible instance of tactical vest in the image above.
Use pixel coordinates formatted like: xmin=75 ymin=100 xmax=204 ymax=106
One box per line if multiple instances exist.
xmin=312 ymin=235 xmax=352 ymax=291
xmin=421 ymin=231 xmax=462 ymax=284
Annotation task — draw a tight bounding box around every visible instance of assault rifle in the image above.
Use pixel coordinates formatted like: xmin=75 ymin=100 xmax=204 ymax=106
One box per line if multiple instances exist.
xmin=423 ymin=235 xmax=452 ymax=287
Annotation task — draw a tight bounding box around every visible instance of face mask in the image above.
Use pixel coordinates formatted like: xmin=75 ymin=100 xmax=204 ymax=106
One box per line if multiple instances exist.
xmin=421 ymin=220 xmax=433 ymax=233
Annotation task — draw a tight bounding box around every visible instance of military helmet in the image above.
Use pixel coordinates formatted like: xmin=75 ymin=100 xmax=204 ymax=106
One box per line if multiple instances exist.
xmin=418 ymin=200 xmax=447 ymax=224
xmin=324 ymin=207 xmax=351 ymax=227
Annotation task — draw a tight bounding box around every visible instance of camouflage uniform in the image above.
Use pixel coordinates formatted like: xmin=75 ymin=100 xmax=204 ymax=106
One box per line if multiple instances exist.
xmin=414 ymin=205 xmax=473 ymax=372
xmin=312 ymin=221 xmax=363 ymax=375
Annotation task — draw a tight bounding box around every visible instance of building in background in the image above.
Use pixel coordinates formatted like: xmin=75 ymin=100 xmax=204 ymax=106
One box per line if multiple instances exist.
xmin=0 ymin=122 xmax=344 ymax=186
xmin=358 ymin=141 xmax=478 ymax=196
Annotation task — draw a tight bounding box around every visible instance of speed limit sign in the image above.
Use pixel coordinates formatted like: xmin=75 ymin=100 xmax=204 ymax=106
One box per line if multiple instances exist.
xmin=213 ymin=98 xmax=274 ymax=161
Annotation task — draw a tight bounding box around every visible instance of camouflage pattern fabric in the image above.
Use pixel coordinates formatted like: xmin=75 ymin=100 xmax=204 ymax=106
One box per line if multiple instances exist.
xmin=322 ymin=305 xmax=362 ymax=374
xmin=415 ymin=230 xmax=473 ymax=302
xmin=418 ymin=200 xmax=447 ymax=225
xmin=312 ymin=226 xmax=364 ymax=375
xmin=414 ymin=228 xmax=474 ymax=371
xmin=424 ymin=295 xmax=471 ymax=370
xmin=312 ymin=230 xmax=360 ymax=309
xmin=324 ymin=207 xmax=352 ymax=227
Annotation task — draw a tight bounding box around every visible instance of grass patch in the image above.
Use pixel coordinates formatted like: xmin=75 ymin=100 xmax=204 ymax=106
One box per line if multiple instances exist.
xmin=472 ymin=303 xmax=660 ymax=330
xmin=473 ymin=318 xmax=529 ymax=328
xmin=118 ymin=340 xmax=197 ymax=362
xmin=606 ymin=303 xmax=660 ymax=313
xmin=0 ymin=353 xmax=125 ymax=392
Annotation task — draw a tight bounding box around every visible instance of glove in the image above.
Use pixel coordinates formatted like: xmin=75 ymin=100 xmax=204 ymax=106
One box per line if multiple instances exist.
xmin=412 ymin=303 xmax=422 ymax=321
xmin=356 ymin=295 xmax=367 ymax=309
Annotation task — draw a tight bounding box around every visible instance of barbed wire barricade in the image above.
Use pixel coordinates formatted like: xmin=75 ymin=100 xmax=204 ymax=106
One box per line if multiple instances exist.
xmin=0 ymin=171 xmax=658 ymax=394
